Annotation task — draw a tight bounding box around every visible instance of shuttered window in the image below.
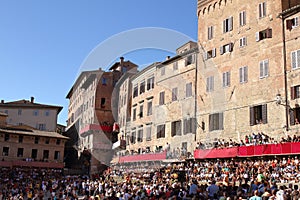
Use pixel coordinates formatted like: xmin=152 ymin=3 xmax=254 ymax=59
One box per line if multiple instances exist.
xmin=291 ymin=50 xmax=300 ymax=69
xmin=157 ymin=124 xmax=165 ymax=138
xmin=222 ymin=71 xmax=231 ymax=87
xmin=259 ymin=59 xmax=269 ymax=78
xmin=223 ymin=16 xmax=233 ymax=33
xmin=208 ymin=26 xmax=214 ymax=40
xmin=209 ymin=113 xmax=224 ymax=131
xmin=290 ymin=107 xmax=300 ymax=126
xmin=172 ymin=87 xmax=178 ymax=101
xmin=291 ymin=85 xmax=300 ymax=100
xmin=183 ymin=118 xmax=196 ymax=134
xmin=250 ymin=104 xmax=268 ymax=126
xmin=171 ymin=120 xmax=182 ymax=137
xmin=239 ymin=11 xmax=246 ymax=26
xmin=146 ymin=126 xmax=152 ymax=141
xmin=137 ymin=129 xmax=143 ymax=142
xmin=259 ymin=2 xmax=266 ymax=18
xmin=159 ymin=91 xmax=165 ymax=105
xmin=206 ymin=76 xmax=214 ymax=92
xmin=239 ymin=66 xmax=248 ymax=83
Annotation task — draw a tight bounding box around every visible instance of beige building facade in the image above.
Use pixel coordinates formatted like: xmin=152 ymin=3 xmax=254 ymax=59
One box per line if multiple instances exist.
xmin=0 ymin=98 xmax=62 ymax=132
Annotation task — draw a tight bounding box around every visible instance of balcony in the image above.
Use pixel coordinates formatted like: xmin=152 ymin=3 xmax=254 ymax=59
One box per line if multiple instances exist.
xmin=80 ymin=124 xmax=113 ymax=136
xmin=118 ymin=151 xmax=167 ymax=163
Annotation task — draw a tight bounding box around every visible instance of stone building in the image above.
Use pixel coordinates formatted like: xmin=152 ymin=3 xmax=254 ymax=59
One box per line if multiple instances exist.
xmin=0 ymin=112 xmax=68 ymax=168
xmin=0 ymin=97 xmax=62 ymax=132
xmin=65 ymin=57 xmax=137 ymax=174
xmin=196 ymin=0 xmax=300 ymax=143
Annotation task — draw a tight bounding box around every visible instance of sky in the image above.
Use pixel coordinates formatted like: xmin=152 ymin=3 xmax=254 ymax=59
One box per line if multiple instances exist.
xmin=0 ymin=1 xmax=198 ymax=125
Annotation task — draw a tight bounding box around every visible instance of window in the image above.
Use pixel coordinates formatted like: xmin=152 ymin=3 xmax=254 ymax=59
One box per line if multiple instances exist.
xmin=259 ymin=59 xmax=269 ymax=78
xmin=147 ymin=77 xmax=155 ymax=90
xmin=223 ymin=17 xmax=233 ymax=33
xmin=43 ymin=150 xmax=49 ymax=159
xmin=290 ymin=106 xmax=300 ymax=126
xmin=250 ymin=104 xmax=268 ymax=125
xmin=19 ymin=135 xmax=23 ymax=143
xmin=205 ymin=48 xmax=216 ymax=60
xmin=173 ymin=62 xmax=178 ymax=70
xmin=220 ymin=43 xmax=233 ymax=55
xmin=171 ymin=120 xmax=181 ymax=137
xmin=159 ymin=91 xmax=165 ymax=105
xmin=239 ymin=66 xmax=248 ymax=83
xmin=146 ymin=126 xmax=152 ymax=141
xmin=186 ymin=55 xmax=195 ymax=66
xmin=291 ymin=85 xmax=300 ymax=100
xmin=287 ymin=17 xmax=299 ymax=30
xmin=208 ymin=26 xmax=214 ymax=40
xmin=45 ymin=110 xmax=50 ymax=116
xmin=183 ymin=118 xmax=196 ymax=134
xmin=33 ymin=110 xmax=39 ymax=116
xmin=172 ymin=87 xmax=178 ymax=101
xmin=222 ymin=71 xmax=231 ymax=87
xmin=209 ymin=113 xmax=224 ymax=131
xmin=101 ymin=77 xmax=107 ymax=85
xmin=291 ymin=49 xmax=300 ymax=69
xmin=133 ymin=108 xmax=137 ymax=121
xmin=206 ymin=76 xmax=214 ymax=92
xmin=161 ymin=66 xmax=165 ymax=76
xmin=101 ymin=98 xmax=106 ymax=108
xmin=133 ymin=85 xmax=138 ymax=97
xmin=37 ymin=123 xmax=46 ymax=131
xmin=146 ymin=101 xmax=152 ymax=116
xmin=18 ymin=109 xmax=22 ymax=115
xmin=130 ymin=131 xmax=136 ymax=144
xmin=54 ymin=151 xmax=60 ymax=160
xmin=34 ymin=137 xmax=39 ymax=144
xmin=139 ymin=104 xmax=143 ymax=118
xmin=259 ymin=2 xmax=266 ymax=18
xmin=56 ymin=139 xmax=61 ymax=145
xmin=17 ymin=148 xmax=23 ymax=157
xmin=137 ymin=129 xmax=143 ymax=142
xmin=256 ymin=28 xmax=272 ymax=41
xmin=4 ymin=134 xmax=9 ymax=141
xmin=239 ymin=11 xmax=246 ymax=26
xmin=239 ymin=37 xmax=247 ymax=47
xmin=139 ymin=81 xmax=145 ymax=94
xmin=45 ymin=138 xmax=50 ymax=144
xmin=3 ymin=147 xmax=9 ymax=156
xmin=186 ymin=82 xmax=193 ymax=97
xmin=157 ymin=124 xmax=165 ymax=138
xmin=31 ymin=149 xmax=37 ymax=159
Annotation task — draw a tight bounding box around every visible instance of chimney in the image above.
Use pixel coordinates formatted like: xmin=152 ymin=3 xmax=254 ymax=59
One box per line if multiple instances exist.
xmin=30 ymin=97 xmax=34 ymax=103
xmin=120 ymin=57 xmax=124 ymax=64
xmin=166 ymin=56 xmax=171 ymax=60
xmin=1 ymin=100 xmax=4 ymax=104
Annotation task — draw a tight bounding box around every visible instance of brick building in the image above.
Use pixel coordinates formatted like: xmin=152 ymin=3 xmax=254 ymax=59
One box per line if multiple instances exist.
xmin=65 ymin=57 xmax=137 ymax=174
xmin=196 ymin=0 xmax=300 ymax=143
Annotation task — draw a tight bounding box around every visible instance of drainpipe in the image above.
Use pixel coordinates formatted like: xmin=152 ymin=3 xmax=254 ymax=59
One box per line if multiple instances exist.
xmin=281 ymin=17 xmax=289 ymax=132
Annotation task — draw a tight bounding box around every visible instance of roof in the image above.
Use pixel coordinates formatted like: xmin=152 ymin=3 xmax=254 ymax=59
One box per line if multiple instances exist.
xmin=0 ymin=99 xmax=63 ymax=114
xmin=109 ymin=60 xmax=138 ymax=71
xmin=0 ymin=128 xmax=69 ymax=139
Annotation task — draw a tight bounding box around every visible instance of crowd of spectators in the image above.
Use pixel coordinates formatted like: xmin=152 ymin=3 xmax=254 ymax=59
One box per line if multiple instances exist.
xmin=1 ymin=155 xmax=300 ymax=200
xmin=196 ymin=133 xmax=300 ymax=150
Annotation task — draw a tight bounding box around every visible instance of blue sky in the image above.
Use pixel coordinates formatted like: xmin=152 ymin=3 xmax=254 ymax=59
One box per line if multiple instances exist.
xmin=0 ymin=1 xmax=198 ymax=125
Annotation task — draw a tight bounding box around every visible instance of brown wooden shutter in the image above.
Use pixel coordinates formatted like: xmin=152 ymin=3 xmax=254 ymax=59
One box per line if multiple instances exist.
xmin=290 ymin=109 xmax=295 ymax=126
xmin=286 ymin=19 xmax=293 ymax=30
xmin=191 ymin=118 xmax=196 ymax=133
xmin=291 ymin=86 xmax=295 ymax=100
xmin=266 ymin=29 xmax=272 ymax=38
xmin=219 ymin=113 xmax=224 ymax=130
xmin=229 ymin=43 xmax=234 ymax=52
xmin=250 ymin=106 xmax=255 ymax=126
xmin=209 ymin=115 xmax=213 ymax=131
xmin=262 ymin=104 xmax=268 ymax=124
